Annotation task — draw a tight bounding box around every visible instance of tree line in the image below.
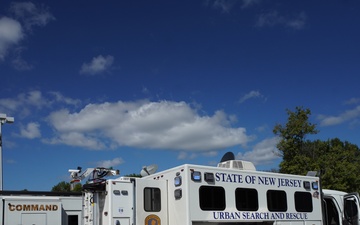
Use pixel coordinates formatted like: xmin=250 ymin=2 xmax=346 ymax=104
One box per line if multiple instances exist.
xmin=273 ymin=106 xmax=360 ymax=193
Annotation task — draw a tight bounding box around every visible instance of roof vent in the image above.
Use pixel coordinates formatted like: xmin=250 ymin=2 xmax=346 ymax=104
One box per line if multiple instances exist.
xmin=217 ymin=160 xmax=256 ymax=171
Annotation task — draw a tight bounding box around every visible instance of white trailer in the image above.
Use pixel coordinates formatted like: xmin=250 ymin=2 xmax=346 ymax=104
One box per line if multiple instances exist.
xmin=71 ymin=155 xmax=360 ymax=225
xmin=0 ymin=191 xmax=82 ymax=225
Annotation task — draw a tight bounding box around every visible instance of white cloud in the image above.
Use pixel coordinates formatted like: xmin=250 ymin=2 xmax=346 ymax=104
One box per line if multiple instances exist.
xmin=0 ymin=2 xmax=54 ymax=65
xmin=0 ymin=17 xmax=24 ymax=60
xmin=177 ymin=152 xmax=198 ymax=160
xmin=345 ymin=98 xmax=360 ymax=105
xmin=43 ymin=132 xmax=107 ymax=150
xmin=236 ymin=137 xmax=280 ymax=165
xmin=286 ymin=12 xmax=307 ymax=30
xmin=80 ymin=55 xmax=114 ymax=75
xmin=256 ymin=11 xmax=306 ymax=30
xmin=178 ymin=150 xmax=218 ymax=160
xmin=255 ymin=124 xmax=267 ymax=132
xmin=212 ymin=0 xmax=238 ymax=13
xmin=239 ymin=90 xmax=265 ymax=103
xmin=23 ymin=90 xmax=47 ymax=108
xmin=10 ymin=2 xmax=55 ymax=30
xmin=49 ymin=91 xmax=81 ymax=106
xmin=0 ymin=90 xmax=81 ymax=117
xmin=46 ymin=100 xmax=254 ymax=151
xmin=207 ymin=0 xmax=260 ymax=12
xmin=0 ymin=90 xmax=48 ymax=113
xmin=96 ymin=157 xmax=124 ymax=168
xmin=20 ymin=122 xmax=41 ymax=139
xmin=318 ymin=105 xmax=360 ymax=126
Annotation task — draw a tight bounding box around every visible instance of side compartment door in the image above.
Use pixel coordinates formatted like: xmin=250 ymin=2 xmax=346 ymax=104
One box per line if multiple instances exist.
xmin=135 ymin=179 xmax=168 ymax=225
xmin=344 ymin=193 xmax=360 ymax=225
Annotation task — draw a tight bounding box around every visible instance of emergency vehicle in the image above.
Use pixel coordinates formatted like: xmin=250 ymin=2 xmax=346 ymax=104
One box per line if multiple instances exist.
xmin=0 ymin=190 xmax=82 ymax=225
xmin=69 ymin=152 xmax=360 ymax=225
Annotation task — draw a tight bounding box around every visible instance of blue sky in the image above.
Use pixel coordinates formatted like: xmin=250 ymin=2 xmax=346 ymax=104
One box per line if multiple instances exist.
xmin=0 ymin=0 xmax=359 ymax=191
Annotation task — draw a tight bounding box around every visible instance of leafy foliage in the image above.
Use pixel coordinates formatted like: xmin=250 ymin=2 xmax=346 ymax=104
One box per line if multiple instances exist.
xmin=273 ymin=106 xmax=360 ymax=193
xmin=51 ymin=181 xmax=71 ymax=192
xmin=273 ymin=106 xmax=318 ymax=169
xmin=51 ymin=181 xmax=82 ymax=192
xmin=125 ymin=173 xmax=142 ymax=178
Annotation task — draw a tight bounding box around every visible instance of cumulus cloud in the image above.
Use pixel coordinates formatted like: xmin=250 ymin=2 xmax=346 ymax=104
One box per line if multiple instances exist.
xmin=19 ymin=122 xmax=41 ymax=139
xmin=236 ymin=137 xmax=280 ymax=165
xmin=0 ymin=90 xmax=47 ymax=113
xmin=43 ymin=132 xmax=107 ymax=150
xmin=45 ymin=100 xmax=254 ymax=151
xmin=318 ymin=105 xmax=360 ymax=126
xmin=80 ymin=55 xmax=114 ymax=75
xmin=256 ymin=11 xmax=307 ymax=30
xmin=0 ymin=17 xmax=24 ymax=60
xmin=0 ymin=2 xmax=54 ymax=66
xmin=0 ymin=90 xmax=81 ymax=117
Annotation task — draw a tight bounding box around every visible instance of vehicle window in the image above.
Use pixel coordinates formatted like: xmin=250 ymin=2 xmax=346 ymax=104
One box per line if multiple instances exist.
xmin=199 ymin=186 xmax=225 ymax=210
xmin=235 ymin=188 xmax=258 ymax=211
xmin=295 ymin=191 xmax=313 ymax=212
xmin=267 ymin=190 xmax=287 ymax=212
xmin=144 ymin=187 xmax=161 ymax=212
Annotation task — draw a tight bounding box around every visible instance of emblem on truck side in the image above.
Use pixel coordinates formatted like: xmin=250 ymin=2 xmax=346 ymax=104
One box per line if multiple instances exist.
xmin=145 ymin=214 xmax=161 ymax=225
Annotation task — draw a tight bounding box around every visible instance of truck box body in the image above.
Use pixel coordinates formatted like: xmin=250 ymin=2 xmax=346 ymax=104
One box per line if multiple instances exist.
xmin=74 ymin=159 xmax=360 ymax=225
xmin=0 ymin=191 xmax=82 ymax=225
xmin=143 ymin=164 xmax=323 ymax=225
xmin=1 ymin=196 xmax=62 ymax=225
xmin=82 ymin=162 xmax=325 ymax=225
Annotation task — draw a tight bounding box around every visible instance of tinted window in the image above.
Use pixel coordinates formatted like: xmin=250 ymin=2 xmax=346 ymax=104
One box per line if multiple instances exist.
xmin=68 ymin=215 xmax=78 ymax=225
xmin=199 ymin=186 xmax=225 ymax=210
xmin=295 ymin=192 xmax=313 ymax=212
xmin=267 ymin=190 xmax=287 ymax=212
xmin=235 ymin=188 xmax=258 ymax=211
xmin=144 ymin=188 xmax=161 ymax=212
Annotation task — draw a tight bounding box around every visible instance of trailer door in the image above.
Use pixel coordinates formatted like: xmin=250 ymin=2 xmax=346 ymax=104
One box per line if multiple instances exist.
xmin=135 ymin=179 xmax=168 ymax=225
xmin=344 ymin=193 xmax=360 ymax=225
xmin=22 ymin=213 xmax=47 ymax=225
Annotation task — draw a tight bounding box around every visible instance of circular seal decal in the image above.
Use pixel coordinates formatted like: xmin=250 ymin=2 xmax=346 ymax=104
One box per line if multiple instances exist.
xmin=145 ymin=214 xmax=161 ymax=225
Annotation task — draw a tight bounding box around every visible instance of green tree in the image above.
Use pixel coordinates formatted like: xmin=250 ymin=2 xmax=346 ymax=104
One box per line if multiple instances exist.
xmin=71 ymin=183 xmax=83 ymax=192
xmin=51 ymin=181 xmax=71 ymax=192
xmin=273 ymin=106 xmax=319 ymax=174
xmin=125 ymin=173 xmax=142 ymax=178
xmin=51 ymin=181 xmax=82 ymax=192
xmin=273 ymin=106 xmax=360 ymax=193
xmin=315 ymin=138 xmax=360 ymax=192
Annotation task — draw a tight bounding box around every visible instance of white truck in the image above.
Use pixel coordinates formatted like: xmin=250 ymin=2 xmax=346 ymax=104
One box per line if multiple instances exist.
xmin=70 ymin=153 xmax=360 ymax=225
xmin=0 ymin=190 xmax=82 ymax=225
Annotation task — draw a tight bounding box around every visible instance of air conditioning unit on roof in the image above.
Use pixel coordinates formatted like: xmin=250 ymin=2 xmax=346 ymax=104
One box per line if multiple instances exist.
xmin=217 ymin=160 xmax=256 ymax=171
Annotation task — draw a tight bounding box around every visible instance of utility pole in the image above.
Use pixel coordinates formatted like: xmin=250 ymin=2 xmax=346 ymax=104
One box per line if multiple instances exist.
xmin=0 ymin=114 xmax=14 ymax=191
